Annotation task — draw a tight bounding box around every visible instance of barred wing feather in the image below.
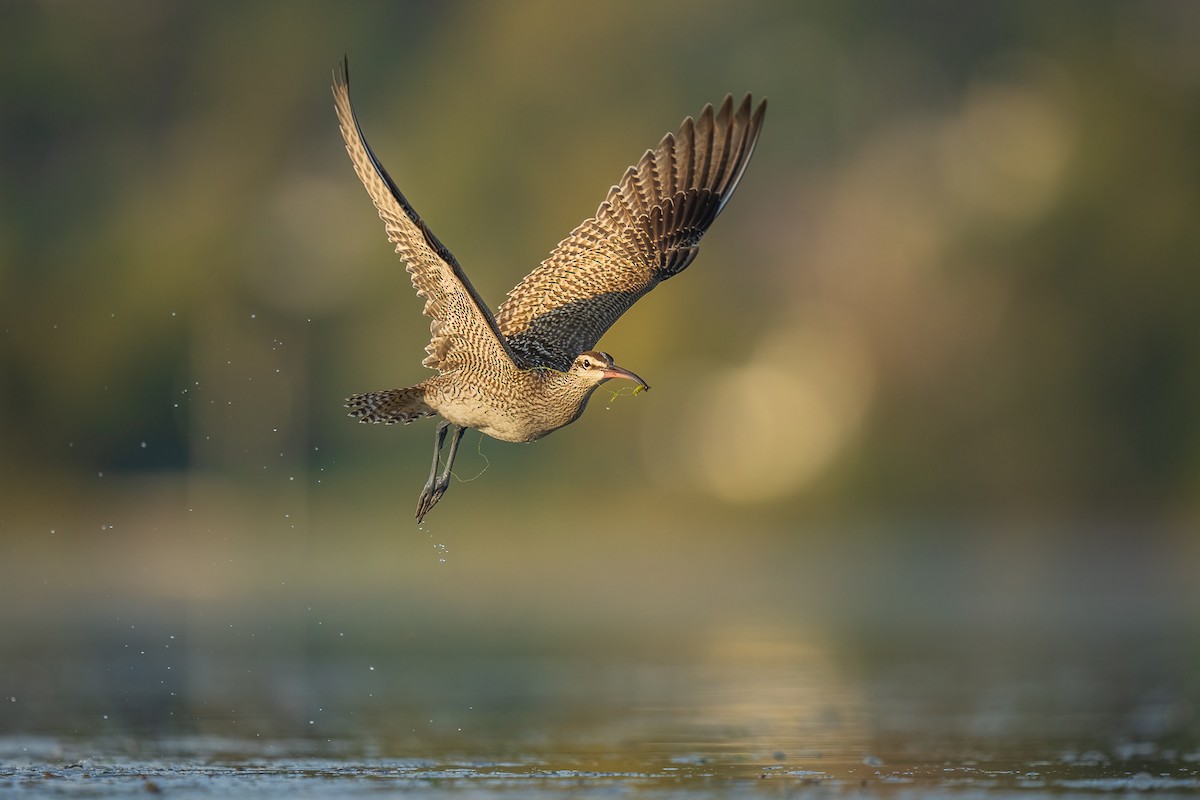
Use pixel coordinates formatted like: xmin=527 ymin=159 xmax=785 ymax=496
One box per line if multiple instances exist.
xmin=496 ymin=94 xmax=766 ymax=370
xmin=332 ymin=57 xmax=517 ymax=375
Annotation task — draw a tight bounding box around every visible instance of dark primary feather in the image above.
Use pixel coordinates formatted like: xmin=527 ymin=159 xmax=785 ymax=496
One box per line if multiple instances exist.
xmin=495 ymin=94 xmax=767 ymax=371
xmin=331 ymin=57 xmax=518 ymax=375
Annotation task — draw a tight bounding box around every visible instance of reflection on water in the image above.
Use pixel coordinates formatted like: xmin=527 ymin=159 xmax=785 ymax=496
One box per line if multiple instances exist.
xmin=3 ymin=609 xmax=1198 ymax=796
xmin=3 ymin=516 xmax=1197 ymax=796
xmin=3 ymin=620 xmax=863 ymax=761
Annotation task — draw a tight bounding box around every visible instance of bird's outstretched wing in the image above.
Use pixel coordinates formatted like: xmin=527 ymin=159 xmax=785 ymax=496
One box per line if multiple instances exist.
xmin=332 ymin=57 xmax=518 ymax=374
xmin=495 ymin=94 xmax=766 ymax=371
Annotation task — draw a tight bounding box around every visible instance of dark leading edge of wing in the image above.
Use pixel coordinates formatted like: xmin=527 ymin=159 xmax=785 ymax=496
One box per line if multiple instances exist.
xmin=495 ymin=94 xmax=767 ymax=371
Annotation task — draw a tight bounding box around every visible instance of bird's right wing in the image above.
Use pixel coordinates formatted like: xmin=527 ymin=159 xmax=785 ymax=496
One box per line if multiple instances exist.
xmin=332 ymin=57 xmax=518 ymax=375
xmin=495 ymin=94 xmax=766 ymax=370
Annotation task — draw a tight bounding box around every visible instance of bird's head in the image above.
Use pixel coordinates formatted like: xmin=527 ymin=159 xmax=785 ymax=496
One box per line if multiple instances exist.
xmin=569 ymin=350 xmax=650 ymax=392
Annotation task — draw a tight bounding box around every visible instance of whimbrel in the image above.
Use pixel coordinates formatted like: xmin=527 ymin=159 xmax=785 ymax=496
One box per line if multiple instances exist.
xmin=333 ymin=57 xmax=766 ymax=522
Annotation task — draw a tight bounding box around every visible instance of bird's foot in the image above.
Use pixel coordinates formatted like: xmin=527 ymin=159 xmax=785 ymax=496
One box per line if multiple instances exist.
xmin=415 ymin=477 xmax=449 ymax=523
xmin=415 ymin=422 xmax=463 ymax=524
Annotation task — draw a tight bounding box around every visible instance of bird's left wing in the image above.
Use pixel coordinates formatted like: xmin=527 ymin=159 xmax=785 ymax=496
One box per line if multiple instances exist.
xmin=495 ymin=95 xmax=766 ymax=370
xmin=333 ymin=57 xmax=518 ymax=375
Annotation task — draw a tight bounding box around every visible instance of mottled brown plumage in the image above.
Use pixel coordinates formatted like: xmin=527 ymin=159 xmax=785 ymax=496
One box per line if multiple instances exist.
xmin=333 ymin=57 xmax=765 ymax=521
xmin=497 ymin=93 xmax=766 ymax=370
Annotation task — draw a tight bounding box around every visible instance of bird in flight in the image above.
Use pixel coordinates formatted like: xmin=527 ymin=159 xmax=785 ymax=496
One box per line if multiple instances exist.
xmin=333 ymin=57 xmax=766 ymax=522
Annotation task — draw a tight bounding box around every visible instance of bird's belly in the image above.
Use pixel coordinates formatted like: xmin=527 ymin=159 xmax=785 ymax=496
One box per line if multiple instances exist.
xmin=431 ymin=399 xmax=543 ymax=444
xmin=452 ymin=411 xmax=548 ymax=443
xmin=477 ymin=419 xmax=545 ymax=444
xmin=425 ymin=373 xmax=583 ymax=444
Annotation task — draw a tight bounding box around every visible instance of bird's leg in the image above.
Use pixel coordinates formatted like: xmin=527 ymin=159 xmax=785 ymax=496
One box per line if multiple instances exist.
xmin=415 ymin=421 xmax=465 ymax=522
xmin=422 ymin=424 xmax=465 ymax=521
xmin=437 ymin=425 xmax=466 ymax=493
xmin=416 ymin=421 xmax=449 ymax=522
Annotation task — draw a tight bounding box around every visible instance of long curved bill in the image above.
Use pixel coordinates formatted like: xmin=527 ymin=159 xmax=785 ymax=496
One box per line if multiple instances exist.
xmin=602 ymin=363 xmax=650 ymax=392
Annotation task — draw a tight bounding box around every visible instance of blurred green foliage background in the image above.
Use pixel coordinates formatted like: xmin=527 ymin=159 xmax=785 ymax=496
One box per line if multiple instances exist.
xmin=2 ymin=0 xmax=1198 ymax=669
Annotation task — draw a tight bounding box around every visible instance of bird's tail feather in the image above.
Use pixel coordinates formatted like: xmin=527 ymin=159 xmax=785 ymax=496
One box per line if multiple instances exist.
xmin=346 ymin=386 xmax=436 ymax=424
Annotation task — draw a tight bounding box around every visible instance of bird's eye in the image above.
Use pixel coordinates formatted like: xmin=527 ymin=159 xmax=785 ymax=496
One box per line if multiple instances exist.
xmin=581 ymin=358 xmax=591 ymax=369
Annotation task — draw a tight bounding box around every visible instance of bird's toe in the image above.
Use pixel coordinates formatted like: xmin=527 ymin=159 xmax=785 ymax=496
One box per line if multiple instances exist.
xmin=415 ymin=482 xmax=449 ymax=523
